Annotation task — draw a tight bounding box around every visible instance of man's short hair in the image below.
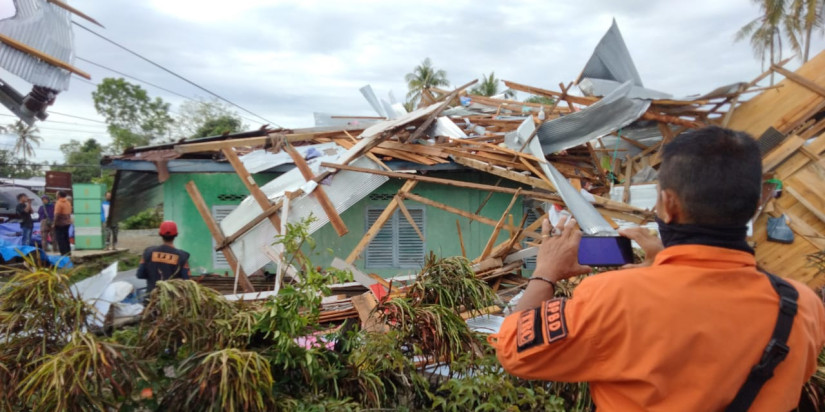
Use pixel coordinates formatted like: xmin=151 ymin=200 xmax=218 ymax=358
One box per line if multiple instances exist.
xmin=659 ymin=126 xmax=762 ymax=226
xmin=57 ymin=190 xmax=67 ymax=198
xmin=161 ymin=235 xmax=177 ymax=242
xmin=17 ymin=193 xmax=26 ymax=201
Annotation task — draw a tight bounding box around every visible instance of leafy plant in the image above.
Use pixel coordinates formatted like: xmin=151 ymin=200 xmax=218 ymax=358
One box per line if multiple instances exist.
xmin=160 ymin=348 xmax=275 ymax=412
xmin=408 ymin=253 xmax=499 ymax=314
xmin=138 ymin=279 xmax=241 ymax=357
xmin=19 ymin=332 xmax=141 ymax=412
xmin=121 ymin=206 xmax=163 ymax=230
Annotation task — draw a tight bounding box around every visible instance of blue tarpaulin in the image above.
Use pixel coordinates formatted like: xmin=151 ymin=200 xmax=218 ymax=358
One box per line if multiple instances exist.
xmin=0 ymin=222 xmax=72 ymax=268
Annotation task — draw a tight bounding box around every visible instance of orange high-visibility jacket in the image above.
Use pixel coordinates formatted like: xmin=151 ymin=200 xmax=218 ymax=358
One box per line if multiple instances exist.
xmin=490 ymin=245 xmax=825 ymax=411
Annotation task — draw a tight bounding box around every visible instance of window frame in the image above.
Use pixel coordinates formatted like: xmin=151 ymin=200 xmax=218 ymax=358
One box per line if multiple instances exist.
xmin=364 ymin=205 xmax=426 ymax=269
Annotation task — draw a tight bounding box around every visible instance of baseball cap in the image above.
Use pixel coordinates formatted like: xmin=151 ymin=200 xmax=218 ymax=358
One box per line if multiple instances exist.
xmin=159 ymin=221 xmax=178 ymax=236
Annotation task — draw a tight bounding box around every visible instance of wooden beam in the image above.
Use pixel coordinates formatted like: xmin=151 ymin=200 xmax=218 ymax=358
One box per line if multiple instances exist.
xmin=175 ymin=130 xmax=359 ymax=154
xmin=321 ymin=161 xmax=651 ymax=216
xmin=456 ymin=220 xmax=467 ymax=258
xmin=763 ymin=135 xmax=806 ymax=172
xmin=185 ymin=181 xmax=254 ymax=293
xmin=283 ymin=144 xmax=348 ymax=236
xmin=406 ymin=79 xmax=478 ymax=142
xmin=503 ymin=80 xmax=597 ymax=106
xmin=785 ymin=186 xmax=825 ymax=225
xmin=396 ymin=197 xmax=425 ymax=242
xmin=772 ymin=64 xmax=825 ymax=98
xmin=345 ymin=180 xmax=418 ymax=264
xmin=479 ymin=189 xmax=521 ymax=261
xmin=622 ymin=154 xmax=633 ymax=204
xmin=221 ymin=148 xmax=281 ymax=229
xmin=0 ymin=33 xmax=91 ymax=79
xmin=47 ymin=0 xmax=104 ymax=27
xmin=402 ymin=192 xmax=542 ymax=240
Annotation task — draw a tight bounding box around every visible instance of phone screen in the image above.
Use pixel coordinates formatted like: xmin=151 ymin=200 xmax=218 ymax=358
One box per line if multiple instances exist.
xmin=577 ymin=236 xmax=634 ymax=266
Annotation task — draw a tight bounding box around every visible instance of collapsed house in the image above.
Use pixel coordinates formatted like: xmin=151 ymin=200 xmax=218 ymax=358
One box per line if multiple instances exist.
xmin=103 ymin=22 xmax=825 ymax=323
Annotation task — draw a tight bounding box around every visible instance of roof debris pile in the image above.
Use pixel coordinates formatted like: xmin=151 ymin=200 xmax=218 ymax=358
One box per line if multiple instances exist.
xmin=104 ymin=22 xmax=825 ymax=325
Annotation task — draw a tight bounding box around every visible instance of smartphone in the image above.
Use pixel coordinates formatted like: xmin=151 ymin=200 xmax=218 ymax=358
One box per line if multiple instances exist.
xmin=578 ymin=236 xmax=634 ymax=266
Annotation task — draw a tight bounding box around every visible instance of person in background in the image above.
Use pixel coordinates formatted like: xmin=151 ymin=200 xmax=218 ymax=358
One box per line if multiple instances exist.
xmin=102 ymin=191 xmax=118 ymax=251
xmin=37 ymin=194 xmax=56 ymax=252
xmin=136 ymin=221 xmax=190 ymax=295
xmin=15 ymin=193 xmax=33 ymax=246
xmin=53 ymin=191 xmax=73 ymax=256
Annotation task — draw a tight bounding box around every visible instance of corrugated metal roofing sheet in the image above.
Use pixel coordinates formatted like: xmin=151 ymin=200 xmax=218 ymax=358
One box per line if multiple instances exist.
xmin=0 ymin=0 xmax=74 ymax=90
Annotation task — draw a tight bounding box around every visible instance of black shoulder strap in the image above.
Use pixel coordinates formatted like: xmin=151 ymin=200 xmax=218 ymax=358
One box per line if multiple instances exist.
xmin=726 ymin=272 xmax=799 ymax=412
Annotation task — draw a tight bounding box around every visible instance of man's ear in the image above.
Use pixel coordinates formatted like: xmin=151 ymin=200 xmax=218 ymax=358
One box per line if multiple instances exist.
xmin=658 ymin=189 xmax=685 ymax=224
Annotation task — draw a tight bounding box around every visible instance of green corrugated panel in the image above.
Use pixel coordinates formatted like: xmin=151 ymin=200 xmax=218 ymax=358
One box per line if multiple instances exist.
xmin=75 ymin=235 xmax=104 ymax=250
xmin=74 ymin=213 xmax=103 ymax=228
xmin=72 ymin=183 xmax=106 ymax=200
xmin=74 ymin=199 xmax=102 ymax=215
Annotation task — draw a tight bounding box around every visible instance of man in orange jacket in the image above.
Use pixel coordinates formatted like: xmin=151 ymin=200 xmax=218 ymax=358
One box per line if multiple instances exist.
xmin=491 ymin=126 xmax=825 ymax=411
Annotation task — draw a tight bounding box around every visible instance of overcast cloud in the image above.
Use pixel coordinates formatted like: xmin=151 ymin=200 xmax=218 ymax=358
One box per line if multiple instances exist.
xmin=1 ymin=0 xmax=824 ymax=164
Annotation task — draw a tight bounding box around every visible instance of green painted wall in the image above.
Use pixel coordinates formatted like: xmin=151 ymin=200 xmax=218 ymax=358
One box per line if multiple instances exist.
xmin=162 ymin=171 xmax=527 ymax=277
xmin=163 ymin=172 xmax=278 ymax=276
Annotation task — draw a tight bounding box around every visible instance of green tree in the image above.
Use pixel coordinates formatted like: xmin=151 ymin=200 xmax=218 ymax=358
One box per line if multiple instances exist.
xmin=469 ymin=72 xmax=515 ymax=98
xmin=193 ymin=115 xmax=243 ymax=138
xmin=173 ymin=99 xmax=246 ymax=139
xmin=787 ymin=0 xmax=824 ymax=62
xmin=524 ymin=96 xmax=556 ymax=105
xmin=92 ymin=78 xmax=173 ymax=152
xmin=7 ymin=120 xmax=42 ymax=161
xmin=737 ymin=0 xmax=790 ymax=84
xmin=404 ymin=58 xmax=449 ymax=106
xmin=0 ymin=150 xmax=39 ymax=178
xmin=54 ymin=139 xmax=103 ymax=183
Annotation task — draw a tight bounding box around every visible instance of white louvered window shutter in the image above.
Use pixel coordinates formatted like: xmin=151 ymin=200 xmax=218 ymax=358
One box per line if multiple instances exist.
xmin=366 ymin=207 xmax=425 ymax=268
xmin=522 ymin=207 xmax=539 ymax=269
xmin=211 ymin=205 xmax=237 ymax=269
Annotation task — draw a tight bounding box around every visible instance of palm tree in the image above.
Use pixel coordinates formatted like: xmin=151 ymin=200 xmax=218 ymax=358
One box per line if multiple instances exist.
xmin=736 ymin=0 xmax=788 ymax=84
xmin=9 ymin=120 xmax=42 ymax=161
xmin=404 ymin=58 xmax=449 ymax=106
xmin=787 ymin=0 xmax=824 ymax=62
xmin=469 ymin=72 xmax=516 ymax=98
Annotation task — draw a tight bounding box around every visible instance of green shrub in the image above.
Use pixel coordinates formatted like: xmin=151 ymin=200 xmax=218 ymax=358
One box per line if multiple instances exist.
xmin=121 ymin=206 xmax=163 ymax=230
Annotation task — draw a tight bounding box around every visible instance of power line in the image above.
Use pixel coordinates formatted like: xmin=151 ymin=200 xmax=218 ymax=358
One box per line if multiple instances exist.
xmin=1 ymin=162 xmax=99 ymax=168
xmin=0 ymin=114 xmax=108 ymax=129
xmin=77 ymin=56 xmax=195 ymax=101
xmin=74 ymin=58 xmax=265 ymax=128
xmin=49 ymin=112 xmax=107 ymax=124
xmin=73 ymin=22 xmax=282 ymax=128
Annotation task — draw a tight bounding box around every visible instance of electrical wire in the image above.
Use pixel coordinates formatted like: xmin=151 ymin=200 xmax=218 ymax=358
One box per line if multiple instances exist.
xmin=0 ymin=113 xmax=108 ymax=129
xmin=49 ymin=112 xmax=107 ymax=124
xmin=77 ymin=56 xmax=196 ymax=101
xmin=73 ymin=58 xmax=265 ymax=128
xmin=73 ymin=22 xmax=282 ymax=128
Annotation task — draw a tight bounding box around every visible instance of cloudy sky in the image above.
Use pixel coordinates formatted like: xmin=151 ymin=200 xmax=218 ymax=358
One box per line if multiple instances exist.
xmin=1 ymin=0 xmax=824 ymax=164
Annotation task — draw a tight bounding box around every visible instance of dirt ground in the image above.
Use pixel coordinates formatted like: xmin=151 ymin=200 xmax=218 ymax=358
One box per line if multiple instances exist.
xmin=117 ymin=229 xmax=159 ymax=254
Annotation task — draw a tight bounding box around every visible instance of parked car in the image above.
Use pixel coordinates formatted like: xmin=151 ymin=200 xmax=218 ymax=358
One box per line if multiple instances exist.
xmin=0 ymin=185 xmax=43 ymax=223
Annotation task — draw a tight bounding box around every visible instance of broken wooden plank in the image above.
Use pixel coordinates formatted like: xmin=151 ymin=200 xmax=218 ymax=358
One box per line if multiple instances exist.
xmin=396 ymin=197 xmax=425 ymax=243
xmin=772 ymin=64 xmax=825 ymax=98
xmin=763 ymin=135 xmax=806 ymax=172
xmin=0 ymin=33 xmax=91 ymax=79
xmin=402 ymin=192 xmax=542 ymax=240
xmin=479 ymin=189 xmax=521 ymax=261
xmin=345 ymin=180 xmax=418 ymax=264
xmin=221 ymin=147 xmax=282 ymax=229
xmin=283 ymin=143 xmax=348 ymax=236
xmin=185 ymin=181 xmax=254 ymax=293
xmin=456 ymin=220 xmax=467 ymax=258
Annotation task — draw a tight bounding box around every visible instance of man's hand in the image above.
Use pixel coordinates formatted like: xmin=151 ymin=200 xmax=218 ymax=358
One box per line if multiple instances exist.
xmin=534 ymin=216 xmax=593 ymax=283
xmin=618 ymin=227 xmax=664 ymax=269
